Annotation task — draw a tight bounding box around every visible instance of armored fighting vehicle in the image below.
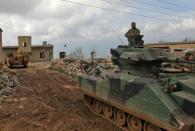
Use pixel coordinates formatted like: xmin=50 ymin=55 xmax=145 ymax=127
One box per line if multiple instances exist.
xmin=78 ymin=35 xmax=195 ymax=131
xmin=8 ymin=48 xmax=29 ymax=68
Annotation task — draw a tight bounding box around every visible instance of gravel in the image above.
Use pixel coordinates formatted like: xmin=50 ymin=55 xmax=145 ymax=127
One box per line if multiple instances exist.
xmin=0 ymin=66 xmax=17 ymax=97
xmin=49 ymin=58 xmax=86 ymax=76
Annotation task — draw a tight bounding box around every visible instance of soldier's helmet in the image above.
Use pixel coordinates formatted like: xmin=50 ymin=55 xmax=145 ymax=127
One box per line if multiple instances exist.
xmin=131 ymin=22 xmax=136 ymax=27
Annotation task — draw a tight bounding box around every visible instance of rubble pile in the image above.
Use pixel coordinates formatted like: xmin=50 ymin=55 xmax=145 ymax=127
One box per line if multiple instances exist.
xmin=50 ymin=59 xmax=86 ymax=76
xmin=0 ymin=66 xmax=17 ymax=97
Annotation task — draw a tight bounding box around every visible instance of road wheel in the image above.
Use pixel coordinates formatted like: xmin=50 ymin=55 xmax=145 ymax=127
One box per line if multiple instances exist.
xmin=144 ymin=122 xmax=161 ymax=131
xmin=9 ymin=64 xmax=13 ymax=69
xmin=103 ymin=103 xmax=113 ymax=118
xmin=93 ymin=100 xmax=103 ymax=114
xmin=114 ymin=109 xmax=126 ymax=126
xmin=127 ymin=115 xmax=142 ymax=131
xmin=85 ymin=95 xmax=93 ymax=105
xmin=24 ymin=63 xmax=28 ymax=68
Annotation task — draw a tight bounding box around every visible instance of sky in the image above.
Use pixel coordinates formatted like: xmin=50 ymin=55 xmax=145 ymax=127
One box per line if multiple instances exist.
xmin=0 ymin=0 xmax=195 ymax=58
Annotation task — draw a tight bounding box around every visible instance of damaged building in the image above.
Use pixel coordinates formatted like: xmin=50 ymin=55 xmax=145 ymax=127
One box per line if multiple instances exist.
xmin=0 ymin=28 xmax=53 ymax=64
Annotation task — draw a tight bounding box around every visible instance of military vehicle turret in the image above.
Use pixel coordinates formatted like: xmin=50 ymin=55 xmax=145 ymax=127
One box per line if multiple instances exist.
xmin=78 ymin=34 xmax=195 ymax=131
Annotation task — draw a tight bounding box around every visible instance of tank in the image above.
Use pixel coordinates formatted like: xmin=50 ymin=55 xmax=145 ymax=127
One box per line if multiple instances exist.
xmin=78 ymin=35 xmax=195 ymax=131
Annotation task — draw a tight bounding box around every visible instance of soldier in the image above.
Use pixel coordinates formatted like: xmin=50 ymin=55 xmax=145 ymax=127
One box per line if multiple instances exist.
xmin=125 ymin=22 xmax=143 ymax=47
xmin=125 ymin=22 xmax=140 ymax=37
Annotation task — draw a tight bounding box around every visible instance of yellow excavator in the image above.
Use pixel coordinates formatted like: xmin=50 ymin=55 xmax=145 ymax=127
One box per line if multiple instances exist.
xmin=8 ymin=48 xmax=29 ymax=68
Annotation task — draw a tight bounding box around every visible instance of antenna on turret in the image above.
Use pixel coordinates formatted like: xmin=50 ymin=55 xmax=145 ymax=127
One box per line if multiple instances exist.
xmin=112 ymin=28 xmax=126 ymax=45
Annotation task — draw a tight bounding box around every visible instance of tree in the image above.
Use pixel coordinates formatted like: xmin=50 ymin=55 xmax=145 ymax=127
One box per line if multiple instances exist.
xmin=68 ymin=47 xmax=85 ymax=60
xmin=158 ymin=40 xmax=167 ymax=43
xmin=183 ymin=37 xmax=192 ymax=43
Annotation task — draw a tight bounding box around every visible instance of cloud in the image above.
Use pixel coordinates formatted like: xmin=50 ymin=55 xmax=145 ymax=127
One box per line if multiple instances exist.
xmin=1 ymin=0 xmax=131 ymax=45
xmin=164 ymin=18 xmax=195 ymax=33
xmin=0 ymin=0 xmax=40 ymax=14
xmin=143 ymin=23 xmax=161 ymax=33
xmin=141 ymin=17 xmax=195 ymax=36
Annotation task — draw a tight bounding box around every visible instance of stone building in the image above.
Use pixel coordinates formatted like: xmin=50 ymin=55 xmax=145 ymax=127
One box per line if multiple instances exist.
xmin=0 ymin=28 xmax=53 ymax=64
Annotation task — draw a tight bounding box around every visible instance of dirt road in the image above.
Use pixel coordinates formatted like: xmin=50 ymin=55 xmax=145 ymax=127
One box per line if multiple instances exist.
xmin=0 ymin=63 xmax=120 ymax=131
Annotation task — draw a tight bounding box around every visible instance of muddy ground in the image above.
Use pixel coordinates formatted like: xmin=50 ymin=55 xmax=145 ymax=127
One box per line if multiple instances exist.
xmin=0 ymin=63 xmax=121 ymax=131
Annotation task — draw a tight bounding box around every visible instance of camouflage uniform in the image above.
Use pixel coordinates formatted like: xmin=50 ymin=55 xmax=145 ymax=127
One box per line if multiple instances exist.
xmin=125 ymin=28 xmax=140 ymax=37
xmin=125 ymin=28 xmax=141 ymax=47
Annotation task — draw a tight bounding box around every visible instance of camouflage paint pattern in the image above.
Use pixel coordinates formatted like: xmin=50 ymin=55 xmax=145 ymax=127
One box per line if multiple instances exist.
xmin=79 ymin=43 xmax=195 ymax=130
xmin=79 ymin=71 xmax=195 ymax=130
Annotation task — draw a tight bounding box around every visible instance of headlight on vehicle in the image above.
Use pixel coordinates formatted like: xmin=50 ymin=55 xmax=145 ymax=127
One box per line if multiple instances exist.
xmin=162 ymin=81 xmax=178 ymax=92
xmin=166 ymin=83 xmax=177 ymax=92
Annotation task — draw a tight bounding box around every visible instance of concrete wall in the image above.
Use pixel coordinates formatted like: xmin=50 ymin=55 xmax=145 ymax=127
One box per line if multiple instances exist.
xmin=18 ymin=36 xmax=32 ymax=53
xmin=2 ymin=48 xmax=18 ymax=56
xmin=30 ymin=46 xmax=53 ymax=63
xmin=2 ymin=46 xmax=53 ymax=63
xmin=2 ymin=47 xmax=18 ymax=63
